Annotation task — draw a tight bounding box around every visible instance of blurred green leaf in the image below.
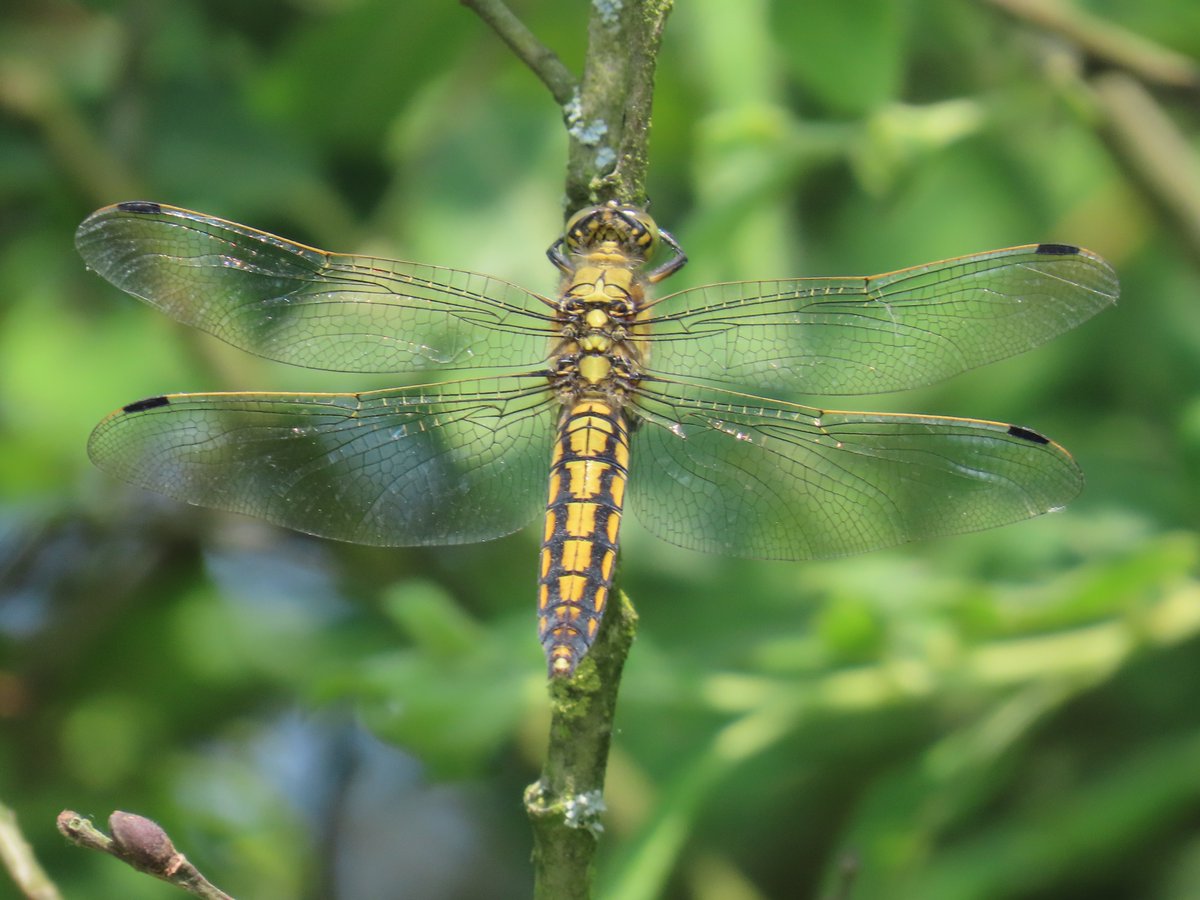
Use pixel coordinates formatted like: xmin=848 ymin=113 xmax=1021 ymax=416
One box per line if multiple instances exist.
xmin=774 ymin=0 xmax=906 ymax=114
xmin=323 ymin=581 xmax=537 ymax=778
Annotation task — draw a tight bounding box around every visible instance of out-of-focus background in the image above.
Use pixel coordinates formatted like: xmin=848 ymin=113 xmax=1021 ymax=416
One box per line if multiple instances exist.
xmin=3 ymin=1 xmax=1199 ymax=898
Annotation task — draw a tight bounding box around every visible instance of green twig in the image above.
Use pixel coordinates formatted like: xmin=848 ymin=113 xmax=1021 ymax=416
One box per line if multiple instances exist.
xmin=57 ymin=811 xmax=235 ymax=900
xmin=458 ymin=0 xmax=577 ymax=105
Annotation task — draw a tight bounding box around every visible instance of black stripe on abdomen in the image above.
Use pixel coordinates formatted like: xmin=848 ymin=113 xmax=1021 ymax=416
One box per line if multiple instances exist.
xmin=538 ymin=398 xmax=630 ymax=677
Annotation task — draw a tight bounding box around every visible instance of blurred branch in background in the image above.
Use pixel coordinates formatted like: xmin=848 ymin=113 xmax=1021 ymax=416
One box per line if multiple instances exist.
xmin=986 ymin=0 xmax=1200 ymax=265
xmin=0 ymin=802 xmax=60 ymax=900
xmin=1092 ymin=73 xmax=1200 ymax=263
xmin=0 ymin=41 xmax=139 ymax=204
xmin=984 ymin=0 xmax=1200 ymax=90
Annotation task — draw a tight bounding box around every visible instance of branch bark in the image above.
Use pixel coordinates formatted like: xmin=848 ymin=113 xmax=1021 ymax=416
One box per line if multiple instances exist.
xmin=466 ymin=0 xmax=675 ymax=212
xmin=564 ymin=0 xmax=675 ymax=210
xmin=524 ymin=592 xmax=637 ymax=900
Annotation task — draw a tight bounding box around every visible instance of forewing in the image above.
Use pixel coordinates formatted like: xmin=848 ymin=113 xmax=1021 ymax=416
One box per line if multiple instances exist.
xmin=88 ymin=376 xmax=557 ymax=546
xmin=643 ymin=244 xmax=1118 ymax=395
xmin=76 ymin=202 xmax=555 ymax=374
xmin=628 ymin=380 xmax=1083 ymax=560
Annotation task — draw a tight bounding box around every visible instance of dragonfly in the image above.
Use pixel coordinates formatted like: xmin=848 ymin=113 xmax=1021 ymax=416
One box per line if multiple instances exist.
xmin=78 ymin=200 xmax=1118 ymax=676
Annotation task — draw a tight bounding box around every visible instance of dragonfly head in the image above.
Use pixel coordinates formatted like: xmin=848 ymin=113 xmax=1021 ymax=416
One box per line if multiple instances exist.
xmin=563 ymin=201 xmax=660 ymax=262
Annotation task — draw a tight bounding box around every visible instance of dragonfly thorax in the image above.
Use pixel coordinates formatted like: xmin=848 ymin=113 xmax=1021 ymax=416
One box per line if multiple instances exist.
xmin=553 ymin=259 xmax=646 ymax=393
xmin=562 ymin=265 xmax=640 ymax=314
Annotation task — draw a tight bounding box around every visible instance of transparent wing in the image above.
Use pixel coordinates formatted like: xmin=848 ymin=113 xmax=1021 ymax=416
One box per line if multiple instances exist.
xmin=88 ymin=375 xmax=558 ymax=546
xmin=628 ymin=379 xmax=1083 ymax=560
xmin=641 ymin=244 xmax=1118 ymax=395
xmin=76 ymin=202 xmax=556 ymax=374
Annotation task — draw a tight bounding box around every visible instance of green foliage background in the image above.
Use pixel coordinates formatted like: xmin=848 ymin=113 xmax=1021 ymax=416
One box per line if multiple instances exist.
xmin=3 ymin=1 xmax=1200 ymax=898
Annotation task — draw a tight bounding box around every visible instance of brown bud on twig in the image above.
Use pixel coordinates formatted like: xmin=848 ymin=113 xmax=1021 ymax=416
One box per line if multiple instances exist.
xmin=57 ymin=809 xmax=236 ymax=899
xmin=109 ymin=811 xmax=183 ymax=877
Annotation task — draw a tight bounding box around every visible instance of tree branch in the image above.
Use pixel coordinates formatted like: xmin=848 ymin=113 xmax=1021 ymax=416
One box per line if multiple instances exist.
xmin=564 ymin=0 xmax=676 ymax=210
xmin=57 ymin=811 xmax=235 ymax=900
xmin=525 ymin=591 xmax=638 ymax=900
xmin=460 ymin=0 xmax=578 ymax=105
xmin=469 ymin=3 xmax=676 ymax=896
xmin=463 ymin=0 xmax=674 ymax=209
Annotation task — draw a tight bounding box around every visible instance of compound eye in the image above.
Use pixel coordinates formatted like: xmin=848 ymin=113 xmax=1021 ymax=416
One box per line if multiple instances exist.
xmin=562 ymin=205 xmax=607 ymax=253
xmin=564 ymin=204 xmax=603 ymax=233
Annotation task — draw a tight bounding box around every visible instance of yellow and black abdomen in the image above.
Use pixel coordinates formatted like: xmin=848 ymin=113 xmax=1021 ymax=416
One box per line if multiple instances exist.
xmin=539 ymin=398 xmax=630 ymax=676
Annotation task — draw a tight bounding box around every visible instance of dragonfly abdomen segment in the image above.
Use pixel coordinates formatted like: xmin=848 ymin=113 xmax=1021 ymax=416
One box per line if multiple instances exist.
xmin=539 ymin=398 xmax=629 ymax=676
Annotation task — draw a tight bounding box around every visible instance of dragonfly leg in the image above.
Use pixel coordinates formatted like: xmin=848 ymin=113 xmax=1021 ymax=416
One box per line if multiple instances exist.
xmin=645 ymin=228 xmax=688 ymax=283
xmin=546 ymin=238 xmax=573 ymax=274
